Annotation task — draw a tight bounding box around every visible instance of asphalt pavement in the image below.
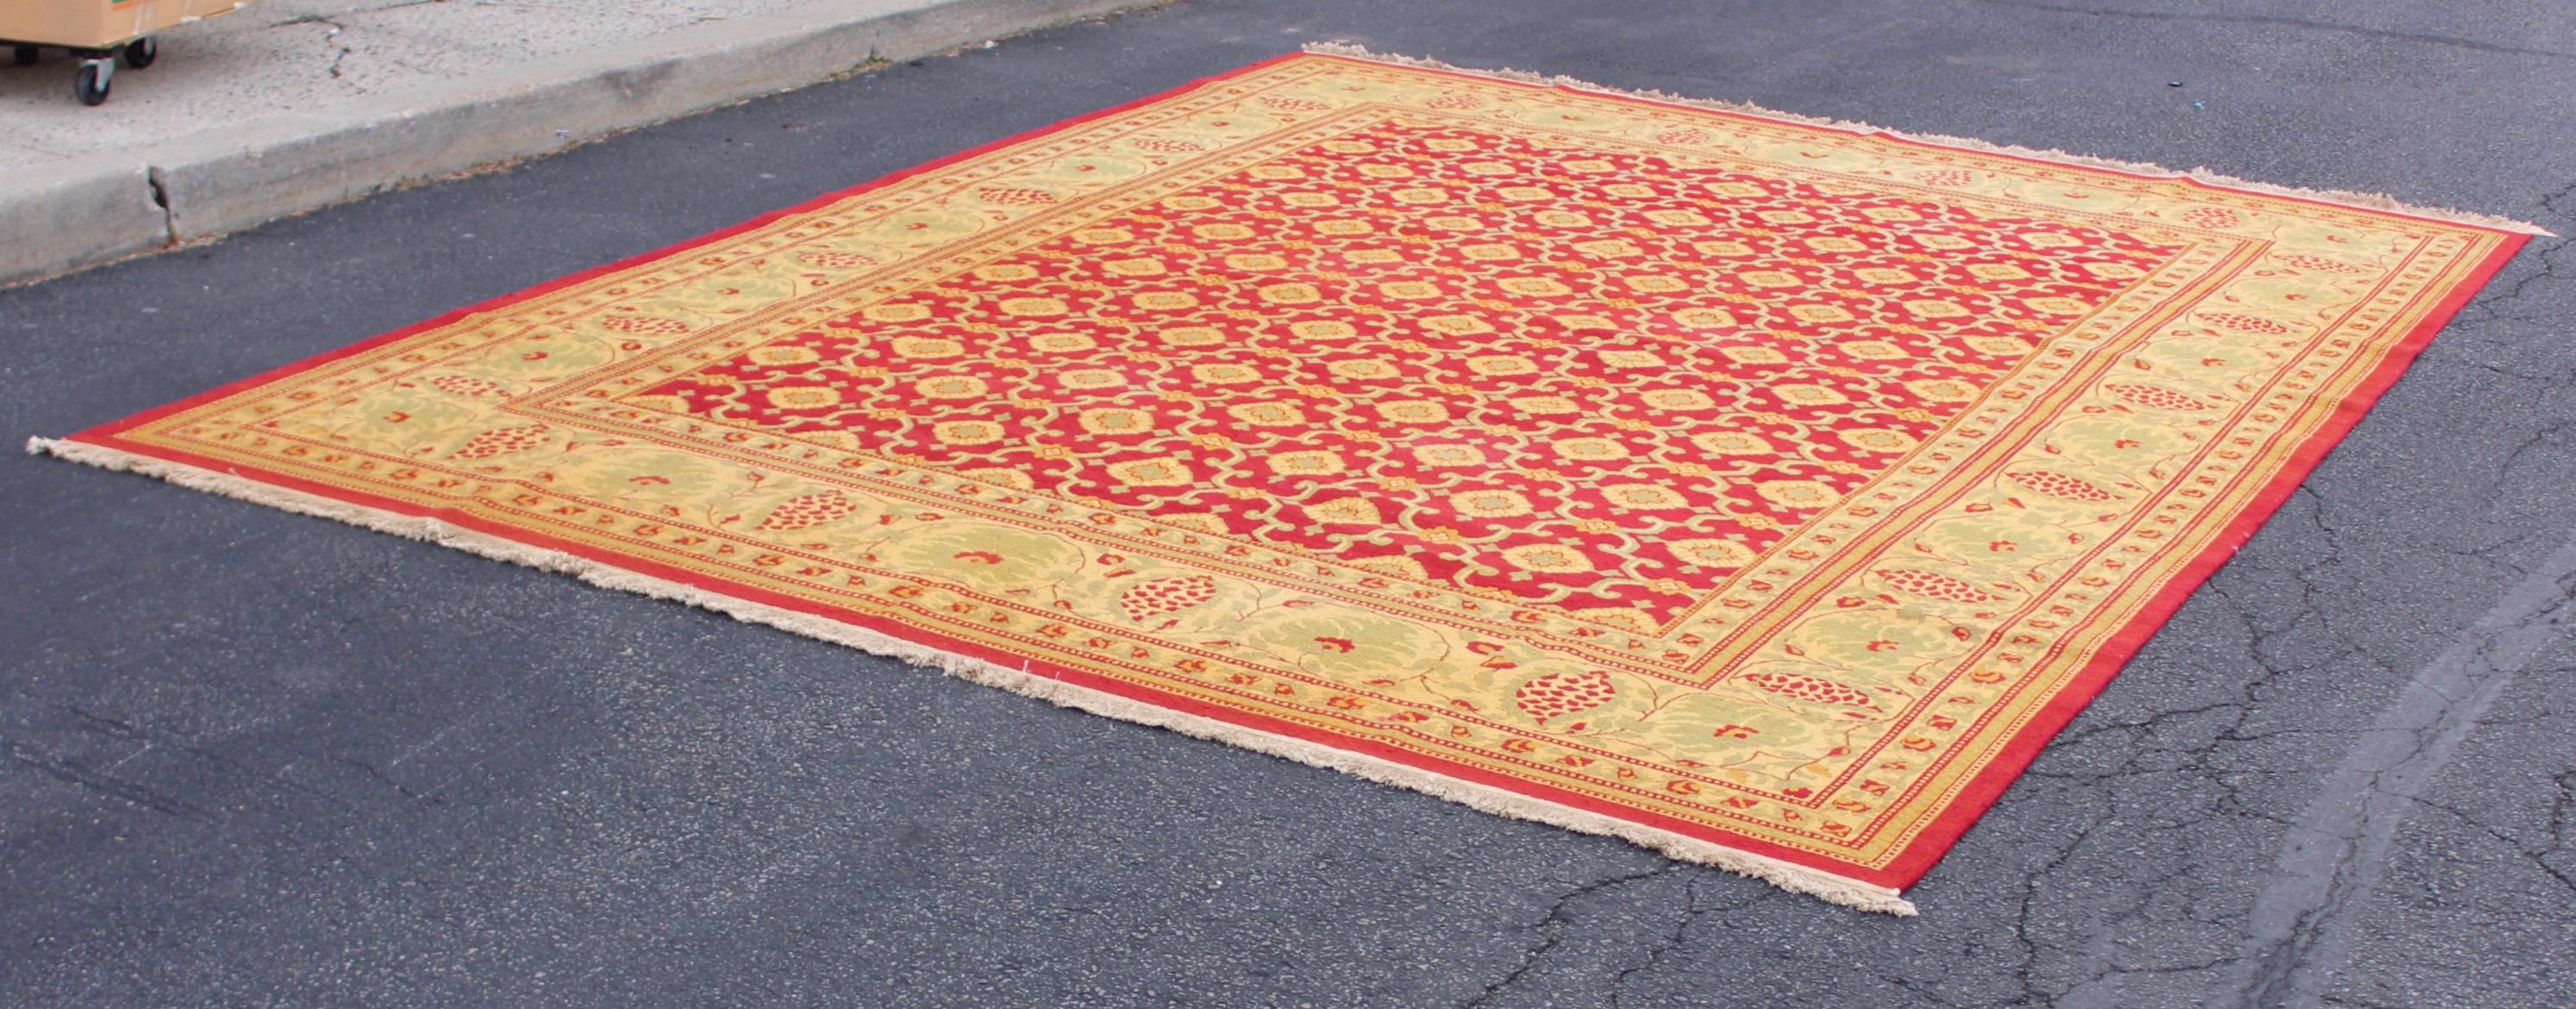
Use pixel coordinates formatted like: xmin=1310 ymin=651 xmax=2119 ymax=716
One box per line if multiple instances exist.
xmin=3 ymin=1 xmax=2573 ymax=1006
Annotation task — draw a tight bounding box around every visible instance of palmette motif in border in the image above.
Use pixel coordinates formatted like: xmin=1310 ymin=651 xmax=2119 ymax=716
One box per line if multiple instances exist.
xmin=74 ymin=53 xmax=2522 ymax=885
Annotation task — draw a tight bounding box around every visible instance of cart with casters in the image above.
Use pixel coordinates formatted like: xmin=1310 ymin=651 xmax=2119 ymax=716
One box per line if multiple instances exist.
xmin=0 ymin=0 xmax=249 ymax=105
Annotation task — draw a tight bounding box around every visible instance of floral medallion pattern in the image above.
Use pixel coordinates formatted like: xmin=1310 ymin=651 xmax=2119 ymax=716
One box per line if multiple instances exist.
xmin=67 ymin=53 xmax=2525 ymax=893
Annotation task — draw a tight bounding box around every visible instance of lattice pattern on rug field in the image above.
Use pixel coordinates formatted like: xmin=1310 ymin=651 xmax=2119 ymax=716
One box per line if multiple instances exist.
xmin=44 ymin=51 xmax=2532 ymax=909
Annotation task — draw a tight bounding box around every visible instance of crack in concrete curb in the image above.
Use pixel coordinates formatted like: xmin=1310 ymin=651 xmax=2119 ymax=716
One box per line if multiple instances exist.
xmin=0 ymin=0 xmax=1163 ymax=288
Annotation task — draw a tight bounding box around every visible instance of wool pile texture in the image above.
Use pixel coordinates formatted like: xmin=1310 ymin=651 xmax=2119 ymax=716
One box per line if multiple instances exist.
xmin=41 ymin=49 xmax=2535 ymax=912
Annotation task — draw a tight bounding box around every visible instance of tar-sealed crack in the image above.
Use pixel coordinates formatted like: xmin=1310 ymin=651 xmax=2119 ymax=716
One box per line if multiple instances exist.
xmin=2231 ymin=533 xmax=2576 ymax=1007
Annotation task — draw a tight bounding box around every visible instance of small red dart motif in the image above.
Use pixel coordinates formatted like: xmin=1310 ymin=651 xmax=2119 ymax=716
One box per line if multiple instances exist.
xmin=1515 ymin=670 xmax=1616 ymax=724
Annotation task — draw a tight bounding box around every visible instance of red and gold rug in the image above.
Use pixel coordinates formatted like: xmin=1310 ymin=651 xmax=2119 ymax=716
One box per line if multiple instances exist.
xmin=38 ymin=47 xmax=2538 ymax=912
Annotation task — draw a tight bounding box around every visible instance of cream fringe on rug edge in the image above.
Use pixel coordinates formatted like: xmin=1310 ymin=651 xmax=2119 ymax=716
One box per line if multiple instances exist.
xmin=28 ymin=436 xmax=1919 ymax=915
xmin=1304 ymin=43 xmax=2555 ymax=237
xmin=42 ymin=53 xmax=2557 ymax=916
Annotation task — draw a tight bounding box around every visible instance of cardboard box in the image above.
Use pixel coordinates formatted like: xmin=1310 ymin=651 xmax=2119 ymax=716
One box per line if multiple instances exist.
xmin=0 ymin=0 xmax=249 ymax=50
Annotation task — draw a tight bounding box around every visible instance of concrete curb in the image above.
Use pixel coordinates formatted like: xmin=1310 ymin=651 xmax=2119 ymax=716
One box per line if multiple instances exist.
xmin=1 ymin=153 xmax=170 ymax=284
xmin=1 ymin=0 xmax=1154 ymax=288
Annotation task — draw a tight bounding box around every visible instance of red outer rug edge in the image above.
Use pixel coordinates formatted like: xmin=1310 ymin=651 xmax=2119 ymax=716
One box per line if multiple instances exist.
xmin=78 ymin=50 xmax=1314 ymax=440
xmin=58 ymin=49 xmax=2540 ymax=895
xmin=59 ymin=48 xmax=1887 ymax=891
xmin=59 ymin=48 xmax=1890 ymax=891
xmin=1302 ymin=49 xmax=2541 ymax=241
xmin=62 ymin=424 xmax=1886 ymax=890
xmin=1865 ymin=231 xmax=2532 ymax=887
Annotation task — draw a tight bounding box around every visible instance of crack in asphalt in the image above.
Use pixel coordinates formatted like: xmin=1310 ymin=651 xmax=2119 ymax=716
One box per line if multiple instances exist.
xmin=331 ymin=753 xmax=448 ymax=805
xmin=1604 ymin=872 xmax=1704 ymax=1009
xmin=2453 ymin=181 xmax=2576 ymax=336
xmin=3 ymin=23 xmax=2571 ymax=1001
xmin=2404 ymin=793 xmax=2576 ymax=896
xmin=1323 ymin=194 xmax=2576 ymax=1005
xmin=1456 ymin=863 xmax=1686 ymax=1008
xmin=2230 ymin=532 xmax=2576 ymax=1008
xmin=0 ymin=736 xmax=200 ymax=818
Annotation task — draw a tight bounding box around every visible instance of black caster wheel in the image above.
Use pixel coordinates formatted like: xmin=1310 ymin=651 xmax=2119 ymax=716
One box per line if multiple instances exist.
xmin=10 ymin=45 xmax=35 ymax=67
xmin=122 ymin=36 xmax=155 ymax=70
xmin=74 ymin=59 xmax=110 ymax=105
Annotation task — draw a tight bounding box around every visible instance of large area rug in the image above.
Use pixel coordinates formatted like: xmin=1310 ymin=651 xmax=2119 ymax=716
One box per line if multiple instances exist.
xmin=37 ymin=47 xmax=2538 ymax=912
